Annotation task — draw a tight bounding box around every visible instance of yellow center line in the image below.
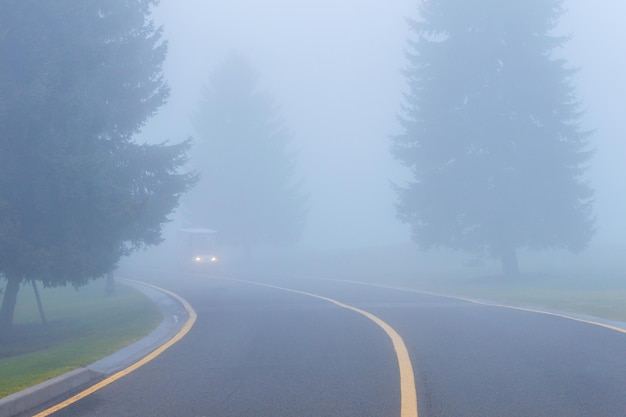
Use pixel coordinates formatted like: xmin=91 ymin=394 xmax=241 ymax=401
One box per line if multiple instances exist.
xmin=222 ymin=277 xmax=419 ymax=417
xmin=33 ymin=281 xmax=197 ymax=417
xmin=331 ymin=278 xmax=626 ymax=336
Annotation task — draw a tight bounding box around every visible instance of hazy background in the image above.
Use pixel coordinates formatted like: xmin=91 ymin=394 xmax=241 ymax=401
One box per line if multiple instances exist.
xmin=135 ymin=0 xmax=625 ymax=267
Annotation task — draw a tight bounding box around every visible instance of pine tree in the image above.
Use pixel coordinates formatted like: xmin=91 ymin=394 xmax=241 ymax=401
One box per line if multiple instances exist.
xmin=185 ymin=53 xmax=306 ymax=257
xmin=391 ymin=0 xmax=594 ymax=278
xmin=0 ymin=0 xmax=196 ymax=334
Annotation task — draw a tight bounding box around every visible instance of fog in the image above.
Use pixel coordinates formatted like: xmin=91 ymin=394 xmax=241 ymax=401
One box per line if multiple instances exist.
xmin=133 ymin=0 xmax=625 ymax=276
xmin=139 ymin=0 xmax=415 ymax=250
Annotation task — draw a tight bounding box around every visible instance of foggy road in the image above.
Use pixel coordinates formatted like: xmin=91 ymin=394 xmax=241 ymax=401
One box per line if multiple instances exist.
xmin=6 ymin=1 xmax=626 ymax=416
xmin=38 ymin=274 xmax=626 ymax=417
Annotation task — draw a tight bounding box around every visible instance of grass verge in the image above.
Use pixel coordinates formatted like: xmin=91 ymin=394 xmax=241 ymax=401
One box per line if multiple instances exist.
xmin=0 ymin=280 xmax=162 ymax=398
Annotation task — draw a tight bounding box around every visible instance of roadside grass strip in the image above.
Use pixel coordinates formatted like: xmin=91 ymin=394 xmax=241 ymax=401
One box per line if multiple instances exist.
xmin=33 ymin=282 xmax=197 ymax=417
xmin=0 ymin=282 xmax=162 ymax=398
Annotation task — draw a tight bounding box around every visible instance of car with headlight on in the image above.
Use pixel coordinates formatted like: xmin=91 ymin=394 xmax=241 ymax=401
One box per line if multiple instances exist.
xmin=192 ymin=254 xmax=219 ymax=264
xmin=177 ymin=227 xmax=220 ymax=272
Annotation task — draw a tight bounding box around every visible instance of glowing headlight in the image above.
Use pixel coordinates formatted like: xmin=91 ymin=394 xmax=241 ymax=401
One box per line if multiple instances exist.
xmin=192 ymin=255 xmax=218 ymax=263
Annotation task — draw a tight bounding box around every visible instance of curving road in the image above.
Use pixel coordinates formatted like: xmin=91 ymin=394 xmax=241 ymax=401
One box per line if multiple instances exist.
xmin=32 ymin=272 xmax=626 ymax=416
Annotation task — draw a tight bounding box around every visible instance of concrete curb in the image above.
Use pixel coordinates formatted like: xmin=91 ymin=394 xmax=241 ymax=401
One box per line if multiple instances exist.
xmin=0 ymin=279 xmax=187 ymax=417
xmin=0 ymin=368 xmax=103 ymax=417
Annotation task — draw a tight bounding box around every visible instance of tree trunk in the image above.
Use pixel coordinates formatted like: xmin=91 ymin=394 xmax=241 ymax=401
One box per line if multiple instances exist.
xmin=501 ymin=245 xmax=520 ymax=279
xmin=0 ymin=273 xmax=22 ymax=336
xmin=105 ymin=272 xmax=116 ymax=296
xmin=32 ymin=280 xmax=47 ymax=325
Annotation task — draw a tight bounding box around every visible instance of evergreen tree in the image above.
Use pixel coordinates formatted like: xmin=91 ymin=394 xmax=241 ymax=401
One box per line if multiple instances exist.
xmin=0 ymin=0 xmax=196 ymax=334
xmin=391 ymin=0 xmax=594 ymax=278
xmin=185 ymin=53 xmax=306 ymax=256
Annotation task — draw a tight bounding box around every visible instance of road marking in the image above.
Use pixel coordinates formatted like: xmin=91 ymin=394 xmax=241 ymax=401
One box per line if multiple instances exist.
xmin=319 ymin=278 xmax=626 ymax=335
xmin=219 ymin=277 xmax=419 ymax=417
xmin=33 ymin=281 xmax=197 ymax=417
xmin=462 ymin=297 xmax=626 ymax=334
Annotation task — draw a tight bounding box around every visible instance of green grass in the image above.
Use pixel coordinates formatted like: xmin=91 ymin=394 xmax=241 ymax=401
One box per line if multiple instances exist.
xmin=0 ymin=281 xmax=162 ymax=398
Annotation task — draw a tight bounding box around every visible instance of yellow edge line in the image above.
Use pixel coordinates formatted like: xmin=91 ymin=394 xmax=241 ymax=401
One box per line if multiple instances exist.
xmin=33 ymin=281 xmax=197 ymax=417
xmin=220 ymin=277 xmax=419 ymax=417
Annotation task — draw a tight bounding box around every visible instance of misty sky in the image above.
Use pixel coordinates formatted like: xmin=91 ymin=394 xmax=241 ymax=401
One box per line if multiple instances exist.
xmin=139 ymin=0 xmax=625 ymax=251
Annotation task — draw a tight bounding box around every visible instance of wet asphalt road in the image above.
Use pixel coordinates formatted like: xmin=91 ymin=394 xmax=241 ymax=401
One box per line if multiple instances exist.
xmin=42 ymin=272 xmax=626 ymax=417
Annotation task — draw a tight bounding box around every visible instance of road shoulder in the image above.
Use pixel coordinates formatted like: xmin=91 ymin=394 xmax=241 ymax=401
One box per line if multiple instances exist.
xmin=0 ymin=279 xmax=188 ymax=417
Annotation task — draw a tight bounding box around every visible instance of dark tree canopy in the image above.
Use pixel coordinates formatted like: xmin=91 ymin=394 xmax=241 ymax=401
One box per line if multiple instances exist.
xmin=185 ymin=53 xmax=306 ymax=252
xmin=0 ymin=0 xmax=196 ymax=332
xmin=391 ymin=0 xmax=594 ymax=277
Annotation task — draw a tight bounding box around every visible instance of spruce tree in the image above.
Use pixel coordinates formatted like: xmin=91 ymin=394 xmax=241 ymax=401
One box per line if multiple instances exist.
xmin=185 ymin=53 xmax=307 ymax=257
xmin=0 ymin=0 xmax=196 ymax=333
xmin=391 ymin=0 xmax=594 ymax=278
